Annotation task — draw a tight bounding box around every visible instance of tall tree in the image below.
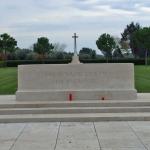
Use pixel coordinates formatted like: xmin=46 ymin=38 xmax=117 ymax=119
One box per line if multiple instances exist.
xmin=96 ymin=33 xmax=116 ymax=58
xmin=121 ymin=22 xmax=141 ymax=57
xmin=131 ymin=27 xmax=150 ymax=62
xmin=33 ymin=37 xmax=54 ymax=59
xmin=0 ymin=33 xmax=17 ymax=60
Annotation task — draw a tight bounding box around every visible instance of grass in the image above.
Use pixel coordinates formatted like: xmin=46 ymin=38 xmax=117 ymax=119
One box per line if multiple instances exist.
xmin=135 ymin=66 xmax=150 ymax=93
xmin=0 ymin=68 xmax=17 ymax=94
xmin=0 ymin=66 xmax=150 ymax=94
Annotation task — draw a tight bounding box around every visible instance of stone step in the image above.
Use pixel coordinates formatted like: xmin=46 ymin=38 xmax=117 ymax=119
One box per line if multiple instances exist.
xmin=0 ymin=107 xmax=150 ymax=115
xmin=0 ymin=113 xmax=150 ymax=123
xmin=1 ymin=100 xmax=150 ymax=108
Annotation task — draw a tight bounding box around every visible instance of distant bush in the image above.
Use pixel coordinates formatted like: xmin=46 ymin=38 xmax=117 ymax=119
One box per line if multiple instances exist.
xmin=48 ymin=51 xmax=73 ymax=60
xmin=79 ymin=54 xmax=91 ymax=59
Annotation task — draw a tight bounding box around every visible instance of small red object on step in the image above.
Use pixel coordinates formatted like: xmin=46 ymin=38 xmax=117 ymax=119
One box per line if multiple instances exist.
xmin=101 ymin=97 xmax=105 ymax=101
xmin=69 ymin=93 xmax=73 ymax=101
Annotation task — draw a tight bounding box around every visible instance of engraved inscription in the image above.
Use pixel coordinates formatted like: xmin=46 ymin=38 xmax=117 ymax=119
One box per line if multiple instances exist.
xmin=43 ymin=70 xmax=125 ymax=89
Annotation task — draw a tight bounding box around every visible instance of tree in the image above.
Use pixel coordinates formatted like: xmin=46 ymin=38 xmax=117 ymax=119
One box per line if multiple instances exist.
xmin=120 ymin=40 xmax=130 ymax=50
xmin=121 ymin=22 xmax=141 ymax=57
xmin=15 ymin=48 xmax=32 ymax=60
xmin=33 ymin=37 xmax=54 ymax=59
xmin=113 ymin=46 xmax=124 ymax=58
xmin=79 ymin=47 xmax=96 ymax=59
xmin=53 ymin=43 xmax=67 ymax=52
xmin=131 ymin=27 xmax=150 ymax=64
xmin=0 ymin=33 xmax=17 ymax=60
xmin=96 ymin=33 xmax=116 ymax=58
xmin=49 ymin=51 xmax=73 ymax=60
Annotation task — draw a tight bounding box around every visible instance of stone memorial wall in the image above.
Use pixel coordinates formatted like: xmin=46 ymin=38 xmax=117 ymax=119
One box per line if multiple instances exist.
xmin=16 ymin=63 xmax=137 ymax=101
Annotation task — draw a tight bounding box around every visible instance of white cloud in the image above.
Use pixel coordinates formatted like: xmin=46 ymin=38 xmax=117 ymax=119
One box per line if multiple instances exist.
xmin=0 ymin=0 xmax=150 ymax=51
xmin=140 ymin=6 xmax=150 ymax=12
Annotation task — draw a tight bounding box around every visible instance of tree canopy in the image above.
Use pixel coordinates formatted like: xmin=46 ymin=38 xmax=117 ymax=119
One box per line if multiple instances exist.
xmin=121 ymin=22 xmax=141 ymax=57
xmin=121 ymin=22 xmax=141 ymax=41
xmin=131 ymin=27 xmax=150 ymax=58
xmin=113 ymin=46 xmax=124 ymax=58
xmin=79 ymin=47 xmax=96 ymax=59
xmin=53 ymin=43 xmax=67 ymax=52
xmin=0 ymin=33 xmax=17 ymax=54
xmin=96 ymin=33 xmax=116 ymax=58
xmin=33 ymin=37 xmax=54 ymax=58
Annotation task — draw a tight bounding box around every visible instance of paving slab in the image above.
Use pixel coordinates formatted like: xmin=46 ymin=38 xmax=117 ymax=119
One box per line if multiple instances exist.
xmin=94 ymin=122 xmax=146 ymax=149
xmin=138 ymin=93 xmax=150 ymax=100
xmin=55 ymin=122 xmax=100 ymax=150
xmin=0 ymin=122 xmax=150 ymax=150
xmin=0 ymin=123 xmax=25 ymax=150
xmin=128 ymin=121 xmax=150 ymax=149
xmin=101 ymin=148 xmax=146 ymax=150
xmin=11 ymin=123 xmax=59 ymax=150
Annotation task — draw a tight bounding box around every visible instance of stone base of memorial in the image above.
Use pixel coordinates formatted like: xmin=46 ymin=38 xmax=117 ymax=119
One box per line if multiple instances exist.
xmin=71 ymin=54 xmax=81 ymax=64
xmin=16 ymin=63 xmax=137 ymax=101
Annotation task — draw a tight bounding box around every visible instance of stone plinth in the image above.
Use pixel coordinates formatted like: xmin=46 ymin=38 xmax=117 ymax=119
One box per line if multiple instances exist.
xmin=71 ymin=54 xmax=80 ymax=64
xmin=16 ymin=63 xmax=137 ymax=101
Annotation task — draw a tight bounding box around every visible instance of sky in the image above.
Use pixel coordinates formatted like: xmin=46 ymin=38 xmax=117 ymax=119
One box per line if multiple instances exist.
xmin=0 ymin=0 xmax=150 ymax=52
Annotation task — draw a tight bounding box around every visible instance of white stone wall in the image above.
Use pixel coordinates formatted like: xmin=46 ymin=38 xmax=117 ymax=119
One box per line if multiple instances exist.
xmin=16 ymin=63 xmax=137 ymax=101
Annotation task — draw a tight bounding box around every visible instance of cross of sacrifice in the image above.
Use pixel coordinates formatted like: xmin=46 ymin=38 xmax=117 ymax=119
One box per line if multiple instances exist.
xmin=72 ymin=33 xmax=78 ymax=55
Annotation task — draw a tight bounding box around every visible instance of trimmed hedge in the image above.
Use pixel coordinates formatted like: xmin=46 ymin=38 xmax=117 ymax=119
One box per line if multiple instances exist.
xmin=5 ymin=59 xmax=72 ymax=67
xmin=0 ymin=61 xmax=6 ymax=67
xmin=0 ymin=58 xmax=148 ymax=67
xmin=80 ymin=58 xmax=146 ymax=65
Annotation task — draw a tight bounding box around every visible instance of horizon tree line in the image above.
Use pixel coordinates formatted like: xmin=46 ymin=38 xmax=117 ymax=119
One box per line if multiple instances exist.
xmin=0 ymin=22 xmax=150 ymax=61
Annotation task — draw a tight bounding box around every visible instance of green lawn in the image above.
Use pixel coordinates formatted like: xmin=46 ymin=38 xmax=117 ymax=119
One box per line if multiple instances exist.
xmin=0 ymin=66 xmax=150 ymax=94
xmin=0 ymin=68 xmax=17 ymax=94
xmin=135 ymin=66 xmax=150 ymax=93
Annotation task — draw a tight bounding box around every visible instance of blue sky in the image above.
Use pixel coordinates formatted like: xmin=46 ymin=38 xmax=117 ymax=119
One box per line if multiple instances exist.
xmin=0 ymin=0 xmax=150 ymax=52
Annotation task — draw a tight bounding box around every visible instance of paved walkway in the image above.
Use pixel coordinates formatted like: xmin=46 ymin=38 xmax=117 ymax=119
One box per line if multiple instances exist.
xmin=0 ymin=122 xmax=149 ymax=150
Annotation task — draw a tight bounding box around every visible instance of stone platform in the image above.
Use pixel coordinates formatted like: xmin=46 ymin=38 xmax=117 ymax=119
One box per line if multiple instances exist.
xmin=16 ymin=63 xmax=137 ymax=101
xmin=0 ymin=94 xmax=150 ymax=123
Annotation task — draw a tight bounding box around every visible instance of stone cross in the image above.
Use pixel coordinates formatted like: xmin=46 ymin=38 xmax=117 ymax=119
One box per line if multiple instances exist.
xmin=72 ymin=33 xmax=78 ymax=55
